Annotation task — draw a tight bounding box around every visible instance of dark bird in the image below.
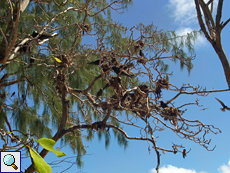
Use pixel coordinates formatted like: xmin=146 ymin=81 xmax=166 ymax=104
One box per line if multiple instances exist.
xmin=111 ymin=58 xmax=117 ymax=65
xmin=18 ymin=41 xmax=31 ymax=53
xmin=160 ymin=101 xmax=168 ymax=108
xmin=110 ymin=57 xmax=119 ymax=66
xmin=103 ymin=83 xmax=110 ymax=90
xmin=182 ymin=149 xmax=186 ymax=158
xmin=112 ymin=66 xmax=134 ymax=77
xmin=215 ymin=98 xmax=230 ymax=112
xmin=139 ymin=49 xmax=144 ymax=57
xmin=11 ymin=92 xmax=15 ymax=97
xmin=30 ymin=55 xmax=35 ymax=64
xmin=87 ymin=57 xmax=107 ymax=65
xmin=30 ymin=58 xmax=34 ymax=64
xmin=87 ymin=59 xmax=103 ymax=65
xmin=96 ymin=88 xmax=103 ymax=98
xmin=31 ymin=30 xmax=58 ymax=40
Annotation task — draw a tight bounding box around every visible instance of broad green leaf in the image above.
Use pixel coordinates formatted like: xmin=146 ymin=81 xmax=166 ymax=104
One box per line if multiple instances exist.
xmin=28 ymin=146 xmax=52 ymax=173
xmin=38 ymin=138 xmax=66 ymax=157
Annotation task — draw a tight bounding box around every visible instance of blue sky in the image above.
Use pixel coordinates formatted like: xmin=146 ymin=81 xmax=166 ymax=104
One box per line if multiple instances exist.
xmin=17 ymin=1 xmax=230 ymax=173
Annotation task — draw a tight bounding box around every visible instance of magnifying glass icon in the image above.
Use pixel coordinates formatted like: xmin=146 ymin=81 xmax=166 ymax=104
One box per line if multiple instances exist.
xmin=3 ymin=154 xmax=18 ymax=170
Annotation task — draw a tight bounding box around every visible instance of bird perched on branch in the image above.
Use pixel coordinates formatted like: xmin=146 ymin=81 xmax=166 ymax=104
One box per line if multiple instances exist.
xmin=96 ymin=88 xmax=103 ymax=98
xmin=139 ymin=49 xmax=144 ymax=57
xmin=182 ymin=149 xmax=186 ymax=158
xmin=30 ymin=55 xmax=35 ymax=64
xmin=215 ymin=98 xmax=230 ymax=112
xmin=31 ymin=30 xmax=58 ymax=41
xmin=18 ymin=41 xmax=32 ymax=54
xmin=88 ymin=60 xmax=103 ymax=65
xmin=103 ymin=83 xmax=110 ymax=90
xmin=11 ymin=92 xmax=15 ymax=97
xmin=87 ymin=57 xmax=107 ymax=65
xmin=112 ymin=66 xmax=134 ymax=77
xmin=160 ymin=101 xmax=168 ymax=108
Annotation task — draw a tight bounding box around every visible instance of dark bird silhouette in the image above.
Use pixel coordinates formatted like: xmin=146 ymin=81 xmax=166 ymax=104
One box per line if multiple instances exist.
xmin=112 ymin=66 xmax=134 ymax=77
xmin=182 ymin=149 xmax=186 ymax=158
xmin=103 ymin=83 xmax=110 ymax=90
xmin=30 ymin=58 xmax=35 ymax=63
xmin=96 ymin=88 xmax=103 ymax=97
xmin=139 ymin=49 xmax=144 ymax=57
xmin=110 ymin=57 xmax=119 ymax=66
xmin=87 ymin=57 xmax=107 ymax=65
xmin=160 ymin=101 xmax=168 ymax=108
xmin=18 ymin=41 xmax=31 ymax=53
xmin=87 ymin=60 xmax=103 ymax=65
xmin=215 ymin=97 xmax=230 ymax=112
xmin=30 ymin=56 xmax=35 ymax=64
xmin=31 ymin=30 xmax=58 ymax=40
xmin=111 ymin=58 xmax=117 ymax=65
xmin=11 ymin=92 xmax=15 ymax=97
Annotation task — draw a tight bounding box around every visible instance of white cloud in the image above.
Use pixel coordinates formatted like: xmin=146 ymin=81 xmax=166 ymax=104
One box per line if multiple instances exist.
xmin=167 ymin=0 xmax=218 ymax=27
xmin=149 ymin=165 xmax=207 ymax=173
xmin=167 ymin=0 xmax=197 ymax=26
xmin=148 ymin=158 xmax=230 ymax=173
xmin=167 ymin=0 xmax=208 ymax=48
xmin=218 ymin=159 xmax=230 ymax=173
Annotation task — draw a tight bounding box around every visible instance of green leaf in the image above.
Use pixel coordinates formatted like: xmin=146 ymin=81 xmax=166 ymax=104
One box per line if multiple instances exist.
xmin=28 ymin=146 xmax=52 ymax=173
xmin=38 ymin=138 xmax=66 ymax=157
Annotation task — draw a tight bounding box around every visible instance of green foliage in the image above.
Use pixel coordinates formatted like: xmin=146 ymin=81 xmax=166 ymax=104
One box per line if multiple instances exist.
xmin=0 ymin=0 xmax=200 ymax=171
xmin=37 ymin=138 xmax=66 ymax=157
xmin=117 ymin=132 xmax=128 ymax=150
xmin=28 ymin=146 xmax=52 ymax=173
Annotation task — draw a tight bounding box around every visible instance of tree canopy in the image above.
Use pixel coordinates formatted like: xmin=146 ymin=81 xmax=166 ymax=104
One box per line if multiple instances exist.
xmin=0 ymin=1 xmax=224 ymax=173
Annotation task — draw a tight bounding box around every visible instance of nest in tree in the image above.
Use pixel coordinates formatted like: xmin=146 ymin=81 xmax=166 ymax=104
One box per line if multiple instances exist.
xmin=134 ymin=39 xmax=145 ymax=53
xmin=156 ymin=78 xmax=170 ymax=90
xmin=138 ymin=85 xmax=149 ymax=94
xmin=110 ymin=76 xmax=122 ymax=91
xmin=162 ymin=107 xmax=179 ymax=125
xmin=137 ymin=56 xmax=147 ymax=65
xmin=136 ymin=39 xmax=144 ymax=48
xmin=58 ymin=54 xmax=71 ymax=67
xmin=101 ymin=64 xmax=110 ymax=72
xmin=81 ymin=23 xmax=91 ymax=34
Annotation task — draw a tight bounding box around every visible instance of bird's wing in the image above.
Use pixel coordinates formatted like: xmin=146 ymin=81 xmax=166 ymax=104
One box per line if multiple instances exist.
xmin=225 ymin=107 xmax=230 ymax=111
xmin=215 ymin=97 xmax=226 ymax=107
